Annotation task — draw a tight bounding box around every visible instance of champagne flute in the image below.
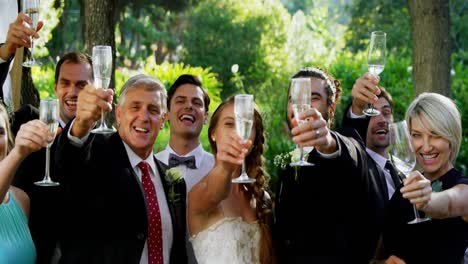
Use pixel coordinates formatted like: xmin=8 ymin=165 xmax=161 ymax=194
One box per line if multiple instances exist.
xmin=91 ymin=45 xmax=115 ymax=134
xmin=389 ymin=120 xmax=430 ymax=224
xmin=34 ymin=99 xmax=60 ymax=186
xmin=363 ymin=31 xmax=386 ymax=116
xmin=232 ymin=94 xmax=256 ymax=184
xmin=22 ymin=0 xmax=41 ymax=67
xmin=290 ymin=77 xmax=314 ymax=167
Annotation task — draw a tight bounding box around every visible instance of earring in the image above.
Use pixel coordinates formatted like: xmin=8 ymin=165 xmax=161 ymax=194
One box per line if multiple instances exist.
xmin=211 ymin=137 xmax=216 ymax=142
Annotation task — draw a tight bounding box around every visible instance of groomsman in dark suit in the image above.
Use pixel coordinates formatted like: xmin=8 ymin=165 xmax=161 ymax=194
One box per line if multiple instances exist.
xmin=341 ymin=74 xmax=399 ymax=259
xmin=274 ymin=67 xmax=378 ymax=263
xmin=12 ymin=52 xmax=92 ymax=264
xmin=55 ymin=74 xmax=187 ymax=264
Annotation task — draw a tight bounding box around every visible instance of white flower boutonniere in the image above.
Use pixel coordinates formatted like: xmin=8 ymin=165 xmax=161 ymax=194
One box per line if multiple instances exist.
xmin=165 ymin=168 xmax=184 ymax=203
xmin=274 ymin=148 xmax=310 ymax=181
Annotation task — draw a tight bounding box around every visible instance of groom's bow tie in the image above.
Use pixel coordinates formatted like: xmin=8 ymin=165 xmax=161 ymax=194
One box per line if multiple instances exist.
xmin=169 ymin=153 xmax=197 ymax=169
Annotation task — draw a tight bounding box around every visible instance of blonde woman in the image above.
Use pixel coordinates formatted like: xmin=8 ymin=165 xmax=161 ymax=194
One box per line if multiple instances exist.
xmin=383 ymin=93 xmax=468 ymax=264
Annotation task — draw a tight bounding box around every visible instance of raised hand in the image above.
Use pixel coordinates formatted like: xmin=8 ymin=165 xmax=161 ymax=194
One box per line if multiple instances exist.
xmin=400 ymin=171 xmax=432 ymax=209
xmin=0 ymin=12 xmax=44 ymax=60
xmin=351 ymin=73 xmax=381 ymax=115
xmin=291 ymin=108 xmax=336 ymax=154
xmin=72 ymin=84 xmax=114 ymax=138
xmin=13 ymin=120 xmax=50 ymax=157
xmin=215 ymin=131 xmax=250 ymax=174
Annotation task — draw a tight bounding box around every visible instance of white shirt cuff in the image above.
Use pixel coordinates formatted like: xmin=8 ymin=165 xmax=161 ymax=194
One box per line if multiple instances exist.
xmin=348 ymin=107 xmax=367 ymax=119
xmin=67 ymin=119 xmax=90 ymax=147
xmin=316 ymin=137 xmax=341 ymax=159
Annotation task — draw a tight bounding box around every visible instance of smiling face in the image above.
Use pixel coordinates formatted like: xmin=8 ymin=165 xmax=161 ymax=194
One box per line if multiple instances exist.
xmin=116 ymin=86 xmax=166 ymax=159
xmin=168 ymin=84 xmax=208 ymax=140
xmin=54 ymin=62 xmax=92 ymax=124
xmin=287 ymin=77 xmax=334 ymax=129
xmin=210 ymin=103 xmax=256 ymax=155
xmin=366 ymin=97 xmax=393 ymax=156
xmin=410 ymin=115 xmax=453 ymax=180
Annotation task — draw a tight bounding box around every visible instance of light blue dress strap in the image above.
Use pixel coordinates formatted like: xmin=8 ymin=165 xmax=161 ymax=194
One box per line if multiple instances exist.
xmin=0 ymin=192 xmax=36 ymax=264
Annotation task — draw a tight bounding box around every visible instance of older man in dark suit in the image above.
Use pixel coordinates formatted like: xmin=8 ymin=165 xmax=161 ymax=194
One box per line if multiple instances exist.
xmin=56 ymin=74 xmax=187 ymax=264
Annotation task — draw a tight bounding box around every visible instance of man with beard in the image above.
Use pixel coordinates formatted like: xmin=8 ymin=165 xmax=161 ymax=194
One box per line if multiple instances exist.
xmin=155 ymin=74 xmax=214 ymax=264
xmin=12 ymin=52 xmax=93 ymax=264
xmin=275 ymin=67 xmax=378 ymax=263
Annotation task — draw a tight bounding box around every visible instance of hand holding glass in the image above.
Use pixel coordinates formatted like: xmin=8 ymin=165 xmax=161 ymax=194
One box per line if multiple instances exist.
xmin=232 ymin=94 xmax=256 ymax=184
xmin=389 ymin=121 xmax=430 ymax=224
xmin=91 ymin=45 xmax=115 ymax=134
xmin=34 ymin=99 xmax=60 ymax=186
xmin=22 ymin=0 xmax=41 ymax=67
xmin=363 ymin=31 xmax=386 ymax=116
xmin=290 ymin=77 xmax=314 ymax=167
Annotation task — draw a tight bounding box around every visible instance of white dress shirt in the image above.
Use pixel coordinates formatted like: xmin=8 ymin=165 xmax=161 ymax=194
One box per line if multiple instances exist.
xmin=156 ymin=144 xmax=215 ymax=193
xmin=367 ymin=148 xmax=396 ymax=199
xmin=68 ymin=128 xmax=173 ymax=264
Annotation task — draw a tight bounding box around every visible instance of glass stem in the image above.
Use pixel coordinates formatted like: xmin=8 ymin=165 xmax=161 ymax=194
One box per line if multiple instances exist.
xmin=299 ymin=146 xmax=305 ymax=162
xmin=241 ymin=160 xmax=246 ymax=177
xmin=44 ymin=146 xmax=51 ymax=181
xmin=30 ymin=36 xmax=35 ymax=62
xmin=100 ymin=110 xmax=106 ymax=128
xmin=412 ymin=205 xmax=421 ymax=219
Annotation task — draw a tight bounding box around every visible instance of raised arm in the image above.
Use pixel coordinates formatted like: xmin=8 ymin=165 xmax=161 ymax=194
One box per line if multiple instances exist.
xmin=0 ymin=120 xmax=48 ymax=203
xmin=71 ymin=84 xmax=113 ymax=138
xmin=188 ymin=132 xmax=249 ymax=218
xmin=400 ymin=171 xmax=468 ymax=221
xmin=0 ymin=12 xmax=43 ymax=61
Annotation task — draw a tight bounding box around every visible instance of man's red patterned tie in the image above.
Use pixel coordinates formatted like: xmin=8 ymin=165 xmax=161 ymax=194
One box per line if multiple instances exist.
xmin=138 ymin=161 xmax=164 ymax=264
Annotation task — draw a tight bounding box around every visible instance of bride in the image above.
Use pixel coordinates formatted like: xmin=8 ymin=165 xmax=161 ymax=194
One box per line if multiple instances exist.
xmin=187 ymin=97 xmax=275 ymax=264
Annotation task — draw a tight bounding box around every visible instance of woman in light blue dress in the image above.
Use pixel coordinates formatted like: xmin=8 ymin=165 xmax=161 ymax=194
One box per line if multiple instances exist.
xmin=0 ymin=103 xmax=50 ymax=263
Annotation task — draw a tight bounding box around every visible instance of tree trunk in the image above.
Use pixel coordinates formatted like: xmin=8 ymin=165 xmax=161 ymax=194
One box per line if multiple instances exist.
xmin=408 ymin=0 xmax=451 ymax=97
xmin=83 ymin=0 xmax=116 ymax=88
xmin=83 ymin=0 xmax=116 ymax=125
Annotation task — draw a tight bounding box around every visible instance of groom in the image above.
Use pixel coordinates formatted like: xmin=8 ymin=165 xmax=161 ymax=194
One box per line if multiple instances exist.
xmin=55 ymin=74 xmax=187 ymax=264
xmin=275 ymin=68 xmax=377 ymax=263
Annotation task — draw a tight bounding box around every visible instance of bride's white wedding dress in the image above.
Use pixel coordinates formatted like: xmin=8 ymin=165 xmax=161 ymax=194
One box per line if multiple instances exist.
xmin=190 ymin=217 xmax=261 ymax=264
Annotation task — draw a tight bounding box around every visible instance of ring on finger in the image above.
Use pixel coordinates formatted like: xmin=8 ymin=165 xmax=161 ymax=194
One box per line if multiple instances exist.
xmin=315 ymin=129 xmax=320 ymax=138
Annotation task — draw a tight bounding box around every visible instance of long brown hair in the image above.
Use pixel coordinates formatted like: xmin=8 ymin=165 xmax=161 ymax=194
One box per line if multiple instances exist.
xmin=208 ymin=96 xmax=275 ymax=264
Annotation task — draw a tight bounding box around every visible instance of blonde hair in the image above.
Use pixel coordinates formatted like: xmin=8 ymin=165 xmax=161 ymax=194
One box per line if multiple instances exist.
xmin=405 ymin=92 xmax=462 ymax=163
xmin=0 ymin=103 xmax=14 ymax=159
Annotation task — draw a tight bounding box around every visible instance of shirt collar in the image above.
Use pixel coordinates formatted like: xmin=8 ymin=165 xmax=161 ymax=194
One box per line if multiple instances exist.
xmin=123 ymin=142 xmax=156 ymax=175
xmin=366 ymin=148 xmax=388 ymax=170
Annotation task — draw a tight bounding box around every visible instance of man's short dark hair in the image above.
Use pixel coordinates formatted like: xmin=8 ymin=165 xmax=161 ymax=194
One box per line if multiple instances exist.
xmin=377 ymin=86 xmax=393 ymax=109
xmin=54 ymin=52 xmax=93 ymax=84
xmin=167 ymin=74 xmax=210 ymax=112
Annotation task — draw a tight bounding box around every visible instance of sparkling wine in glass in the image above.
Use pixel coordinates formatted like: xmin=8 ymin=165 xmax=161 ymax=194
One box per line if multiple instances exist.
xmin=22 ymin=0 xmax=41 ymax=67
xmin=232 ymin=94 xmax=256 ymax=184
xmin=290 ymin=77 xmax=314 ymax=167
xmin=34 ymin=99 xmax=60 ymax=186
xmin=363 ymin=31 xmax=386 ymax=116
xmin=389 ymin=120 xmax=430 ymax=224
xmin=91 ymin=45 xmax=115 ymax=134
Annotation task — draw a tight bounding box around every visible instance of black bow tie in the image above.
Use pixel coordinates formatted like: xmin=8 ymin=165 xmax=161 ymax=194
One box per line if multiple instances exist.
xmin=168 ymin=153 xmax=197 ymax=169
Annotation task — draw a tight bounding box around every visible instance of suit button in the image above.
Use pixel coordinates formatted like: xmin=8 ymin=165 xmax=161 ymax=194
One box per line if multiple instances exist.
xmin=137 ymin=233 xmax=145 ymax=240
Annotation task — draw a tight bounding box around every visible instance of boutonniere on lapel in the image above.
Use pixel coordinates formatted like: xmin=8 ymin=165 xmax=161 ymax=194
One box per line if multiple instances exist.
xmin=165 ymin=168 xmax=184 ymax=203
xmin=274 ymin=148 xmax=309 ymax=181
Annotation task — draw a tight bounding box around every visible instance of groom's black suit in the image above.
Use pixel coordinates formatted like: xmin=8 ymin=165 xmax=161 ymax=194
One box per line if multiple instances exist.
xmin=274 ymin=131 xmax=378 ymax=263
xmin=55 ymin=124 xmax=187 ymax=264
